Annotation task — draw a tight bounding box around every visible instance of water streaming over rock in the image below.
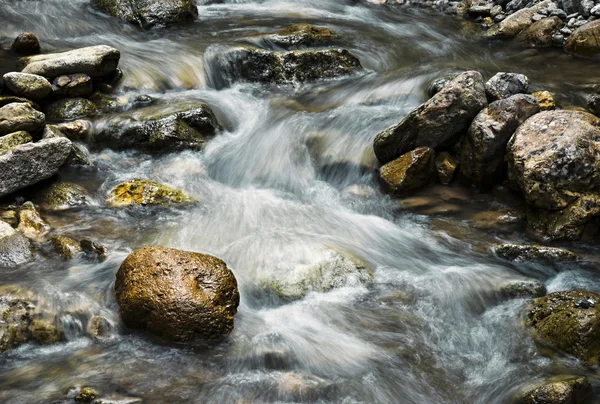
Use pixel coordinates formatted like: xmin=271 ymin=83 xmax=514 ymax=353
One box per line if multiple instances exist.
xmin=1 ymin=0 xmax=600 ymax=403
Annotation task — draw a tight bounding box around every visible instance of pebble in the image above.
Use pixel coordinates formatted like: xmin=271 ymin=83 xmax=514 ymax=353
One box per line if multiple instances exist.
xmin=490 ymin=5 xmax=503 ymax=17
xmin=592 ymin=4 xmax=600 ymax=17
xmin=567 ymin=12 xmax=579 ymax=18
xmin=560 ymin=27 xmax=573 ymax=35
xmin=574 ymin=298 xmax=595 ymax=309
xmin=552 ymin=32 xmax=565 ymax=44
xmin=494 ymin=14 xmax=506 ymax=22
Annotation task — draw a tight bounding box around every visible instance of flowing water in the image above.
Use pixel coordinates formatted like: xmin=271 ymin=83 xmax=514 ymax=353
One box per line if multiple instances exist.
xmin=1 ymin=1 xmax=600 ymax=403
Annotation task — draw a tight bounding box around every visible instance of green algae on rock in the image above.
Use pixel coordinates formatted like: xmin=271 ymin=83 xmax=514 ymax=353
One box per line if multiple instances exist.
xmin=36 ymin=181 xmax=92 ymax=211
xmin=0 ymin=131 xmax=32 ymax=156
xmin=50 ymin=235 xmax=83 ymax=260
xmin=527 ymin=290 xmax=600 ymax=366
xmin=115 ymin=246 xmax=240 ymax=343
xmin=106 ymin=178 xmax=196 ymax=208
xmin=17 ymin=201 xmax=51 ymax=243
xmin=45 ymin=97 xmax=97 ymax=122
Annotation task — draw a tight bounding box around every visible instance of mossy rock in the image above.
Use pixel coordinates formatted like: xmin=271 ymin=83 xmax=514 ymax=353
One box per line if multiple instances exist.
xmin=106 ymin=178 xmax=195 ymax=207
xmin=527 ymin=290 xmax=600 ymax=366
xmin=261 ymin=24 xmax=337 ymax=49
xmin=494 ymin=244 xmax=579 ymax=264
xmin=499 ymin=279 xmax=546 ymax=299
xmin=29 ymin=319 xmax=60 ymax=345
xmin=50 ymin=235 xmax=83 ymax=260
xmin=17 ymin=201 xmax=51 ymax=243
xmin=75 ymin=387 xmax=99 ymax=403
xmin=514 ymin=375 xmax=592 ymax=404
xmin=45 ymin=98 xmax=97 ymax=122
xmin=36 ymin=182 xmax=92 ymax=211
xmin=379 ymin=147 xmax=436 ymax=195
xmin=0 ymin=131 xmax=32 ymax=156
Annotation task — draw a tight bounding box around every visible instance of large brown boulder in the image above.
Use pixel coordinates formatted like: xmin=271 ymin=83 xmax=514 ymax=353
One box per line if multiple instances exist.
xmin=379 ymin=147 xmax=436 ymax=195
xmin=516 ymin=17 xmax=563 ymax=47
xmin=115 ymin=246 xmax=240 ymax=343
xmin=507 ymin=110 xmax=600 ymax=210
xmin=485 ymin=0 xmax=552 ymax=38
xmin=527 ymin=290 xmax=600 ymax=366
xmin=373 ymin=71 xmax=487 ymax=164
xmin=460 ymin=94 xmax=539 ymax=190
xmin=565 ymin=19 xmax=600 ymax=57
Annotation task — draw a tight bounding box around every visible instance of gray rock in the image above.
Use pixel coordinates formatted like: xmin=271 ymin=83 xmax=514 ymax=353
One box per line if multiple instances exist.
xmin=0 ymin=137 xmax=72 ymax=198
xmin=260 ymin=24 xmax=337 ymax=49
xmin=215 ymin=48 xmax=362 ymax=87
xmin=485 ymin=72 xmax=529 ymax=101
xmin=580 ymin=0 xmax=594 ymax=17
xmin=491 ymin=5 xmax=504 ymax=17
xmin=591 ymin=4 xmax=600 ymax=17
xmin=92 ymin=101 xmax=221 ymax=153
xmin=494 ymin=243 xmax=579 ymax=263
xmin=0 ymin=131 xmax=32 ymax=156
xmin=51 ymin=74 xmax=93 ymax=97
xmin=11 ymin=32 xmax=40 ymax=55
xmin=469 ymin=1 xmax=494 ymax=16
xmin=499 ymin=279 xmax=546 ymax=299
xmin=550 ymin=8 xmax=568 ymax=18
xmin=486 ymin=1 xmax=554 ymax=38
xmin=45 ymin=98 xmax=97 ymax=122
xmin=507 ymin=110 xmax=600 ymax=210
xmin=374 ymin=71 xmax=487 ymax=164
xmin=0 ymin=103 xmax=45 ymax=135
xmin=2 ymin=72 xmax=52 ymax=101
xmin=561 ymin=0 xmax=581 ymax=14
xmin=0 ymin=221 xmax=32 ymax=268
xmin=460 ymin=94 xmax=540 ymax=190
xmin=17 ymin=45 xmax=120 ymax=78
xmin=91 ymin=0 xmax=198 ymax=29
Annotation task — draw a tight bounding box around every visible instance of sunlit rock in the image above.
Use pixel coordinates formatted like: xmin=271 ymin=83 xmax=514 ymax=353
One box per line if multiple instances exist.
xmin=115 ymin=246 xmax=240 ymax=343
xmin=17 ymin=202 xmax=51 ymax=243
xmin=379 ymin=147 xmax=436 ymax=195
xmin=374 ymin=71 xmax=487 ymax=164
xmin=3 ymin=72 xmax=52 ymax=101
xmin=106 ymin=178 xmax=196 ymax=208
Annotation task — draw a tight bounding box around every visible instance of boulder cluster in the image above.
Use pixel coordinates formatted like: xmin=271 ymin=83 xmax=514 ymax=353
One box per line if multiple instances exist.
xmin=375 ymin=70 xmax=600 ymax=241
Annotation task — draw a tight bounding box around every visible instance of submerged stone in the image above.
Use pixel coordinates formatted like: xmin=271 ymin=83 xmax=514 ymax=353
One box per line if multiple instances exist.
xmin=36 ymin=182 xmax=92 ymax=211
xmin=50 ymin=235 xmax=83 ymax=260
xmin=494 ymin=244 xmax=579 ymax=263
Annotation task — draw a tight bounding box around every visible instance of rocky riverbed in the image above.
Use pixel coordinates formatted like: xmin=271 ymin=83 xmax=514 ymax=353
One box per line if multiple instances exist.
xmin=1 ymin=0 xmax=600 ymax=403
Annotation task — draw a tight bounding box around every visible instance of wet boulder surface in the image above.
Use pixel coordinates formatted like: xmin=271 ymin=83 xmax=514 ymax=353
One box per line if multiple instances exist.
xmin=115 ymin=246 xmax=240 ymax=343
xmin=91 ymin=0 xmax=199 ymax=29
xmin=513 ymin=375 xmax=592 ymax=404
xmin=373 ymin=71 xmax=487 ymax=164
xmin=92 ymin=102 xmax=222 ymax=153
xmin=106 ymin=178 xmax=196 ymax=207
xmin=527 ymin=290 xmax=600 ymax=366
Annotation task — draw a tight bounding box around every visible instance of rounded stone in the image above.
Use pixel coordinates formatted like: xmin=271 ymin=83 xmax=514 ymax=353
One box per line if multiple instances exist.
xmin=11 ymin=32 xmax=41 ymax=55
xmin=115 ymin=246 xmax=240 ymax=343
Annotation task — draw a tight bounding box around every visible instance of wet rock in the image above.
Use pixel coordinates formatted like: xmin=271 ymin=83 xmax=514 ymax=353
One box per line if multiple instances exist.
xmin=52 ymin=74 xmax=93 ymax=98
xmin=106 ymin=178 xmax=195 ymax=208
xmin=92 ymin=396 xmax=142 ymax=404
xmin=516 ymin=16 xmax=563 ymax=46
xmin=79 ymin=238 xmax=108 ymax=261
xmin=485 ymin=72 xmax=529 ymax=101
xmin=29 ymin=319 xmax=60 ymax=345
xmin=75 ymin=387 xmax=98 ymax=403
xmin=469 ymin=1 xmax=494 ymax=17
xmin=0 ymin=95 xmax=39 ymax=109
xmin=91 ymin=0 xmax=198 ymax=29
xmin=17 ymin=202 xmax=51 ymax=243
xmin=379 ymin=147 xmax=436 ymax=195
xmin=45 ymin=98 xmax=97 ymax=122
xmin=0 ymin=131 xmax=32 ymax=156
xmin=374 ymin=71 xmax=487 ymax=164
xmin=92 ymin=102 xmax=221 ymax=153
xmin=514 ymin=375 xmax=592 ymax=404
xmin=500 ymin=279 xmax=546 ymax=298
xmin=36 ymin=182 xmax=91 ymax=211
xmin=260 ymin=249 xmax=373 ymax=301
xmin=565 ymin=19 xmax=600 ymax=56
xmin=460 ymin=94 xmax=539 ymax=190
xmin=527 ymin=290 xmax=600 ymax=366
xmin=507 ymin=110 xmax=600 ymax=210
xmin=50 ymin=235 xmax=83 ymax=260
xmin=86 ymin=315 xmax=113 ymax=341
xmin=494 ymin=243 xmax=579 ymax=263
xmin=18 ymin=45 xmax=120 ymax=78
xmin=11 ymin=32 xmax=41 ymax=55
xmin=67 ymin=143 xmax=94 ymax=167
xmin=486 ymin=1 xmax=553 ymax=38
xmin=435 ymin=151 xmax=458 ymax=185
xmin=221 ymin=48 xmax=362 ymax=85
xmin=115 ymin=246 xmax=240 ymax=343
xmin=0 ymin=137 xmax=72 ymax=198
xmin=0 ymin=220 xmax=32 ymax=267
xmin=532 ymin=90 xmax=557 ymax=110
xmin=0 ymin=287 xmax=35 ymax=351
xmin=261 ymin=24 xmax=337 ymax=48
xmin=527 ymin=193 xmax=600 ymax=241
xmin=0 ymin=102 xmax=45 ymax=135
xmin=2 ymin=72 xmax=52 ymax=101
xmin=54 ymin=120 xmax=91 ymax=141
xmin=426 ymin=74 xmax=457 ymax=97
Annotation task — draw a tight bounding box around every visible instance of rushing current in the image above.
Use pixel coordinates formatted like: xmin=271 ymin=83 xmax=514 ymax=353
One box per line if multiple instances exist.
xmin=1 ymin=0 xmax=600 ymax=403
